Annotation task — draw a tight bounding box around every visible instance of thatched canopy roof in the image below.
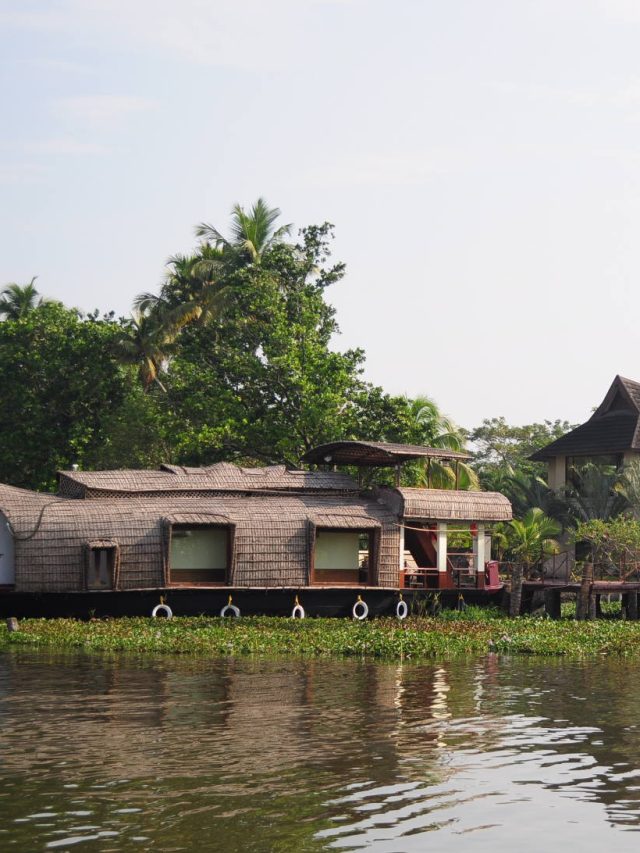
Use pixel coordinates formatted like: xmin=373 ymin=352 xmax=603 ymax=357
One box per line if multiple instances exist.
xmin=302 ymin=441 xmax=471 ymax=467
xmin=377 ymin=487 xmax=512 ymax=522
xmin=531 ymin=375 xmax=640 ymax=461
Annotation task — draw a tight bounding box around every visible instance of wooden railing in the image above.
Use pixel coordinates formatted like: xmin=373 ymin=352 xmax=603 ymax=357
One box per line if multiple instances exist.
xmin=400 ymin=561 xmax=502 ymax=591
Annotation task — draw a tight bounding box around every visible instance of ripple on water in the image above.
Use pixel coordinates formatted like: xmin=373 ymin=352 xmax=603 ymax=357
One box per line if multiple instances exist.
xmin=1 ymin=652 xmax=640 ymax=851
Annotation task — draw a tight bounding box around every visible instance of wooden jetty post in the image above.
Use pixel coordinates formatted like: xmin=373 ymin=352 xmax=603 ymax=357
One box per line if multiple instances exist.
xmin=624 ymin=591 xmax=639 ymax=621
xmin=544 ymin=588 xmax=562 ymax=620
xmin=576 ymin=562 xmax=594 ymax=621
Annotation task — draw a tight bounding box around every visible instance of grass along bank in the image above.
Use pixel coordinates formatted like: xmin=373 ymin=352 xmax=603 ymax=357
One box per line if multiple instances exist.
xmin=3 ymin=609 xmax=640 ymax=658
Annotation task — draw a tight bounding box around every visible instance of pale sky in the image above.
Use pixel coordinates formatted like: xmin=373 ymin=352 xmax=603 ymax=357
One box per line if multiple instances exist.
xmin=2 ymin=0 xmax=640 ymax=430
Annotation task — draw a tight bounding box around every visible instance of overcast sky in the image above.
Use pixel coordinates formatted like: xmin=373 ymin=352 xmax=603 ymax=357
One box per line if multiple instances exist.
xmin=2 ymin=0 xmax=640 ymax=429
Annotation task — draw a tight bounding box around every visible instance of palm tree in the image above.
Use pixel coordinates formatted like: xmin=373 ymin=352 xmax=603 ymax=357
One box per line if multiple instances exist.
xmin=134 ymin=245 xmax=228 ymax=333
xmin=615 ymin=460 xmax=640 ymax=519
xmin=196 ymin=197 xmax=292 ymax=264
xmin=0 ymin=278 xmax=43 ymax=319
xmin=113 ymin=309 xmax=185 ymax=392
xmin=564 ymin=461 xmax=627 ymax=522
xmin=508 ymin=508 xmax=561 ymax=616
xmin=503 ymin=470 xmax=569 ymax=524
xmin=409 ymin=395 xmax=479 ymax=489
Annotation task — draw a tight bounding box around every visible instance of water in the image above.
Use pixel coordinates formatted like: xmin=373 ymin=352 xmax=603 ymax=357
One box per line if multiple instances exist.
xmin=1 ymin=651 xmax=640 ymax=851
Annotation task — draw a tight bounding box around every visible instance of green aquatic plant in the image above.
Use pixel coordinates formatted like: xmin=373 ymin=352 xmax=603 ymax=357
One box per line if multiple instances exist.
xmin=2 ymin=613 xmax=640 ymax=660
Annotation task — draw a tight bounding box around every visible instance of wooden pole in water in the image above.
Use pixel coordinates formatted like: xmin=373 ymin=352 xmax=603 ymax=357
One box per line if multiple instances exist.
xmin=594 ymin=594 xmax=603 ymax=619
xmin=544 ymin=588 xmax=561 ymax=620
xmin=576 ymin=562 xmax=594 ymax=621
xmin=509 ymin=563 xmax=524 ymax=617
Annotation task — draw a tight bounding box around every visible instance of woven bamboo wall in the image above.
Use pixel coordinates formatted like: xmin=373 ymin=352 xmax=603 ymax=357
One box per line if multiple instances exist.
xmin=0 ymin=486 xmax=400 ymax=592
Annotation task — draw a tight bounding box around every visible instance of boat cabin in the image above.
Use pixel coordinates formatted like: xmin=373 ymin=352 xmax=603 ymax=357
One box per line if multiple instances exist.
xmin=0 ymin=441 xmax=511 ymax=613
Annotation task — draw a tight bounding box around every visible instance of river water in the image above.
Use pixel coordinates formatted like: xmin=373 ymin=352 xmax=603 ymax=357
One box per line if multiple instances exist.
xmin=1 ymin=651 xmax=640 ymax=851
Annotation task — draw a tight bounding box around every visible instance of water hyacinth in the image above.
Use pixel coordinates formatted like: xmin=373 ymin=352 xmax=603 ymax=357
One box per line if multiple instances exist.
xmin=2 ymin=611 xmax=640 ymax=659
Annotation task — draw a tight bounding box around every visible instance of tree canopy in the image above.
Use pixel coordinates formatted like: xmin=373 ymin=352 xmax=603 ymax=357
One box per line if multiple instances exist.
xmin=0 ymin=203 xmax=476 ymax=491
xmin=0 ymin=303 xmax=131 ymax=489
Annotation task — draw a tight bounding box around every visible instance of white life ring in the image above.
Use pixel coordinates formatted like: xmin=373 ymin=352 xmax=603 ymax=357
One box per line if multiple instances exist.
xmin=396 ymin=599 xmax=408 ymax=620
xmin=152 ymin=603 xmax=173 ymax=619
xmin=352 ymin=597 xmax=369 ymax=620
xmin=220 ymin=603 xmax=241 ymax=617
xmin=291 ymin=602 xmax=305 ymax=619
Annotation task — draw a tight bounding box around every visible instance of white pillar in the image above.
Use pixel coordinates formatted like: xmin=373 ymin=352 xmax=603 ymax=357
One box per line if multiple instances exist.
xmin=474 ymin=524 xmax=486 ymax=574
xmin=0 ymin=513 xmax=15 ymax=586
xmin=437 ymin=523 xmax=448 ymax=573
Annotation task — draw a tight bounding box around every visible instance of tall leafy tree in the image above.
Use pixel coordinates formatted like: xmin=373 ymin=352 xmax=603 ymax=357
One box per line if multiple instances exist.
xmin=161 ymin=223 xmax=425 ymax=467
xmin=0 ymin=303 xmax=131 ymax=490
xmin=469 ymin=417 xmax=576 ymax=480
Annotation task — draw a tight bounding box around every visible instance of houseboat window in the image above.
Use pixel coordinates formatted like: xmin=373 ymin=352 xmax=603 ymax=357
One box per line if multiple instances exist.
xmin=169 ymin=526 xmax=229 ymax=584
xmin=313 ymin=530 xmax=373 ymax=585
xmin=86 ymin=546 xmax=116 ymax=590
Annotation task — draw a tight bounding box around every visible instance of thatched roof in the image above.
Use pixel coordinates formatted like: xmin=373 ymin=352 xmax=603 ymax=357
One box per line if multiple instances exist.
xmin=531 ymin=375 xmax=640 ymax=461
xmin=302 ymin=441 xmax=471 ymax=466
xmin=377 ymin=487 xmax=512 ymax=522
xmin=57 ymin=462 xmax=357 ymax=498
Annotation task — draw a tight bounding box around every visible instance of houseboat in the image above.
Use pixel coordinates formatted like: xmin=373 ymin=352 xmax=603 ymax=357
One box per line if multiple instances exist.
xmin=0 ymin=441 xmax=511 ymax=618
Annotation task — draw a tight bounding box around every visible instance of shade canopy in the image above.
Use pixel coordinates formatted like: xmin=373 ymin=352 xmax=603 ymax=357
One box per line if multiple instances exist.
xmin=301 ymin=441 xmax=471 ymax=467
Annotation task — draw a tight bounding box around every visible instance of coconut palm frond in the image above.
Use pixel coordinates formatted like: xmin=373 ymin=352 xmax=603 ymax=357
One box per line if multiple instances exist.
xmin=0 ymin=278 xmax=43 ymax=319
xmin=133 ymin=291 xmax=165 ymax=315
xmin=564 ymin=462 xmax=627 ymax=521
xmin=197 ymin=198 xmax=291 ymax=265
xmin=272 ymin=223 xmax=293 ymax=239
xmin=195 ymin=222 xmax=228 ymax=247
xmin=112 ymin=310 xmax=181 ymax=393
xmin=422 ymin=459 xmax=480 ymax=490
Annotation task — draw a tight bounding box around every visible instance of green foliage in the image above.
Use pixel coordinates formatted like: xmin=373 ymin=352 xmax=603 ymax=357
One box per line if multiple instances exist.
xmin=196 ymin=197 xmax=292 ymax=264
xmin=0 ymin=202 xmax=481 ymax=484
xmin=564 ymin=461 xmax=627 ymax=522
xmin=0 ymin=278 xmax=53 ymax=320
xmin=5 ymin=613 xmax=640 ymax=658
xmin=468 ymin=418 xmax=577 ymax=520
xmin=508 ymin=508 xmax=561 ymax=566
xmin=161 ymin=223 xmax=441 ymax=466
xmin=469 ymin=417 xmax=576 ymax=476
xmin=0 ymin=303 xmax=132 ymax=490
xmin=572 ymin=516 xmax=640 ymax=571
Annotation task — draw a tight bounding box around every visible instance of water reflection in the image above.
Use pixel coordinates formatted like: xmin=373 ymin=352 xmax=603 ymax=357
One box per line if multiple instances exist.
xmin=1 ymin=650 xmax=640 ymax=850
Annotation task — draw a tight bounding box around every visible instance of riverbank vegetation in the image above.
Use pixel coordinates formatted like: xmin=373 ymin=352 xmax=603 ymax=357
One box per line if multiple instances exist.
xmin=3 ymin=611 xmax=640 ymax=659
